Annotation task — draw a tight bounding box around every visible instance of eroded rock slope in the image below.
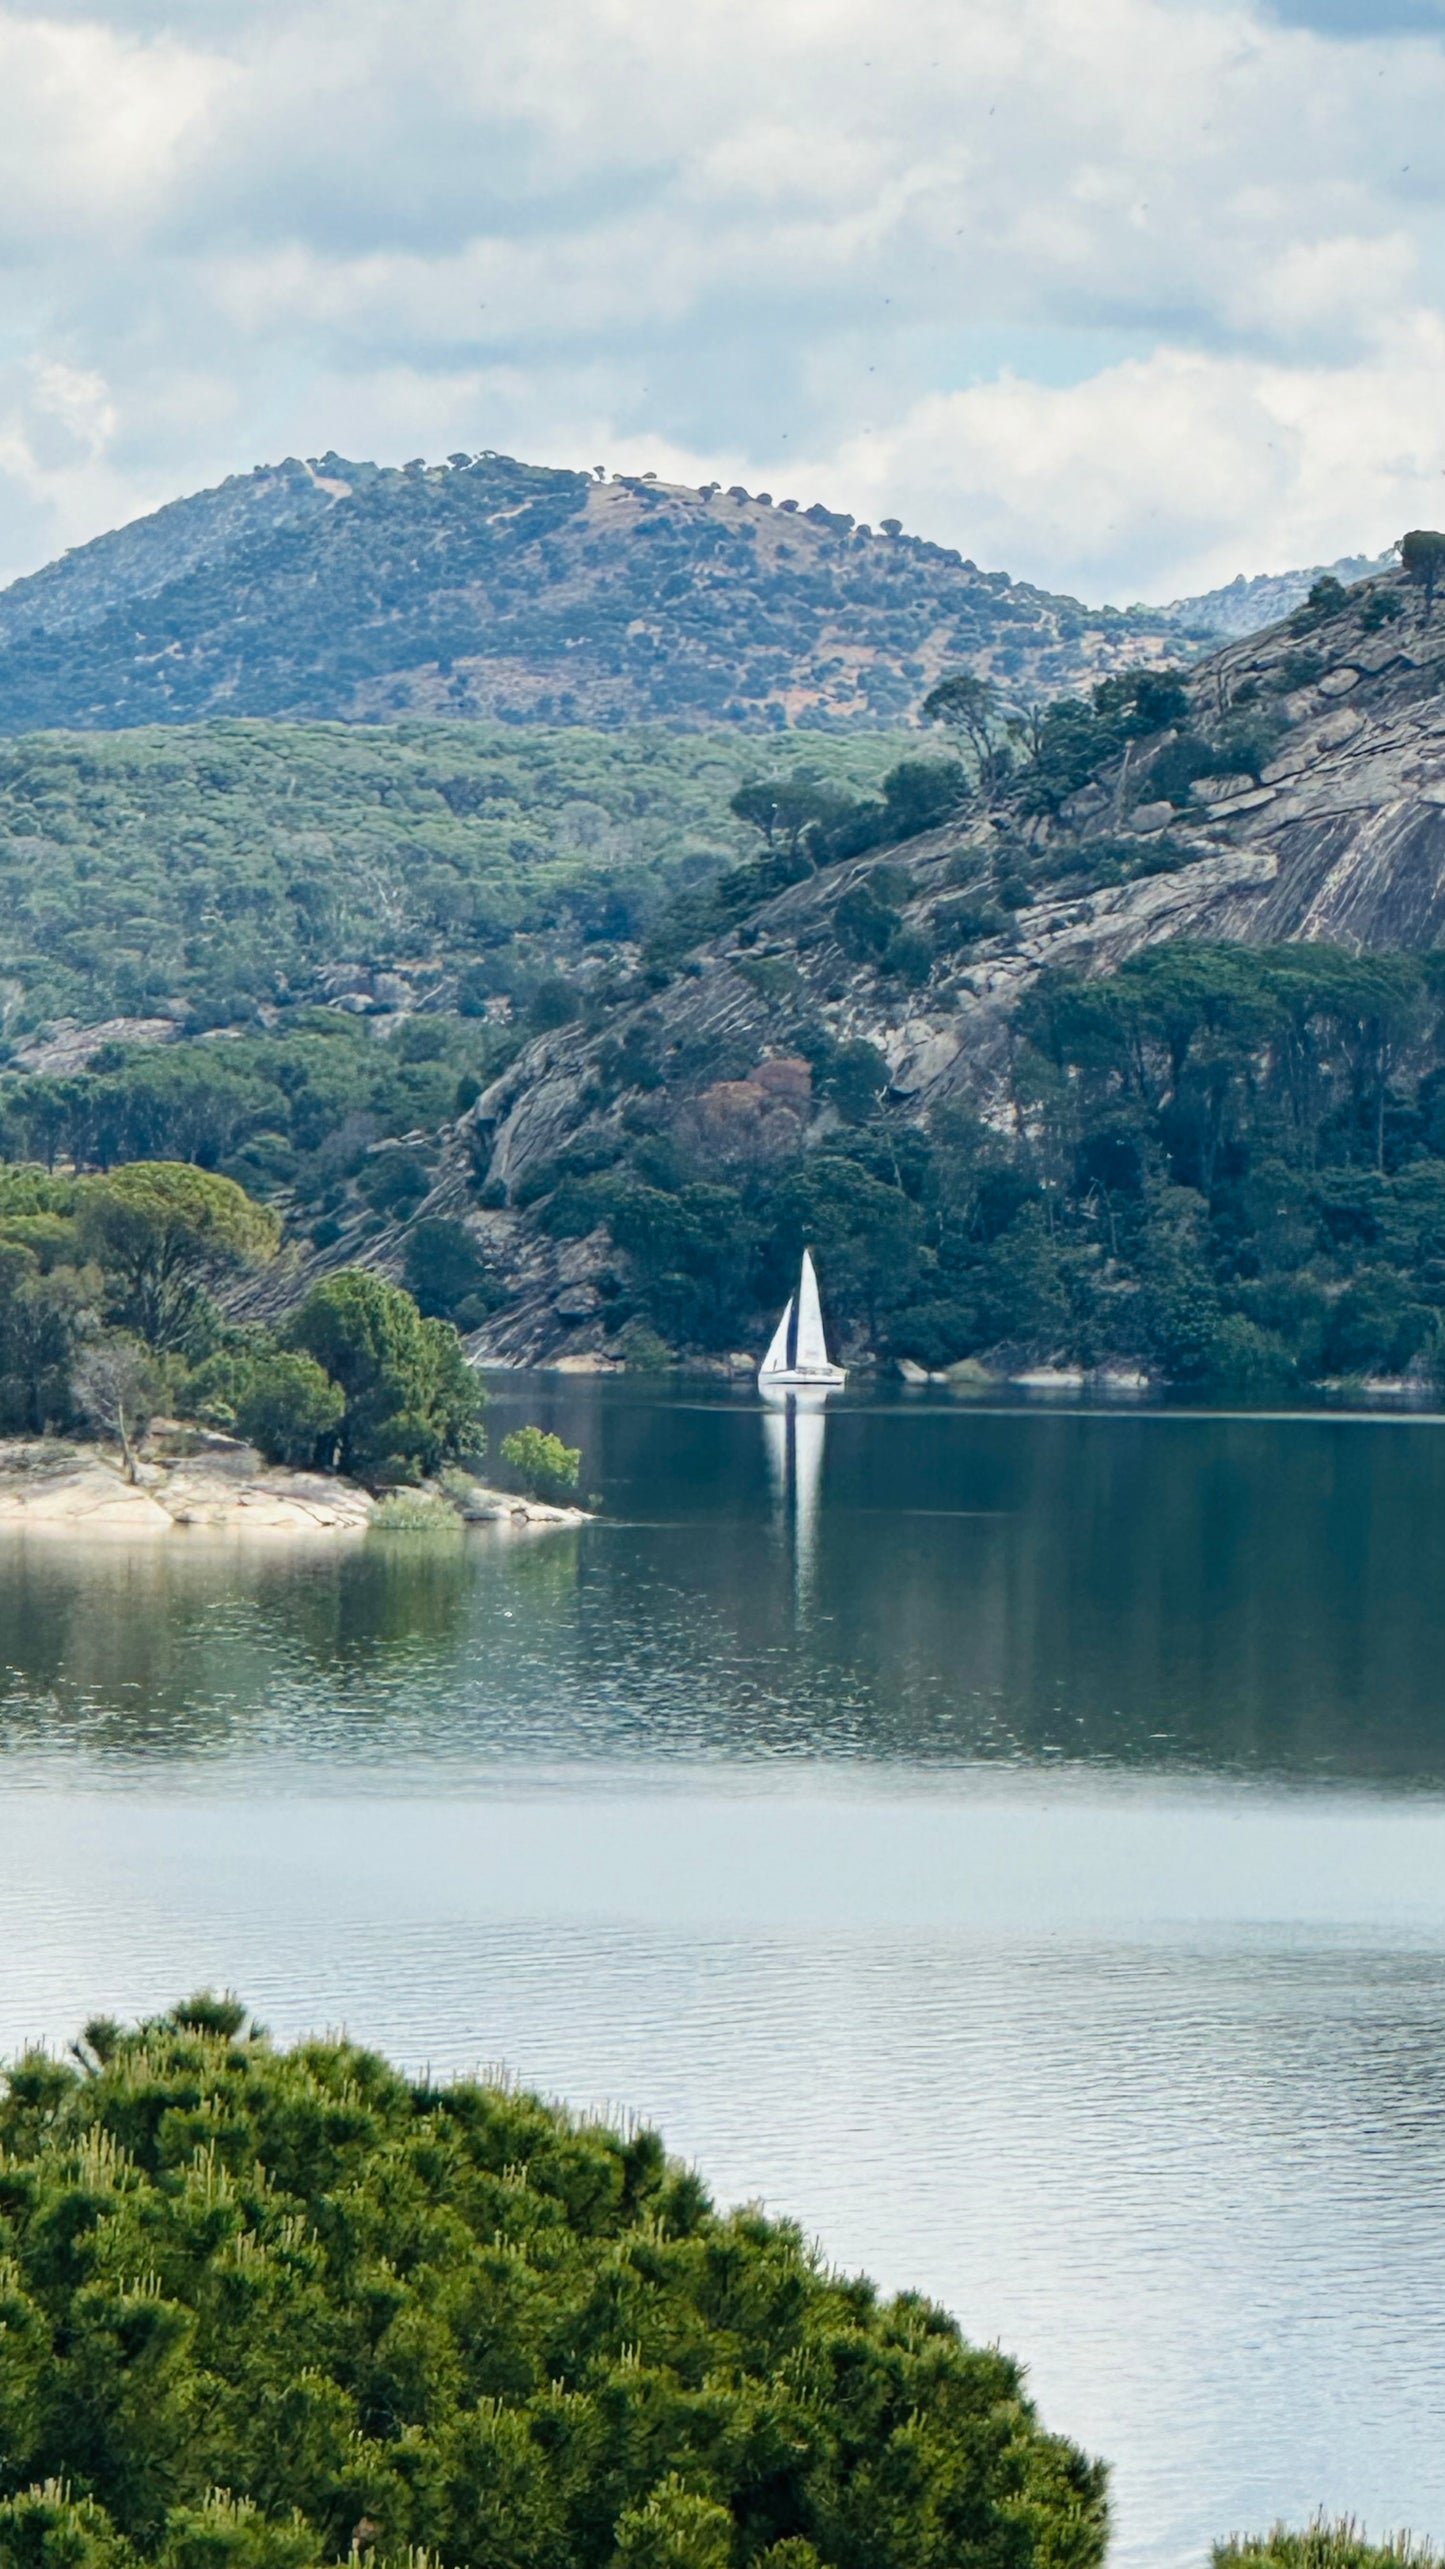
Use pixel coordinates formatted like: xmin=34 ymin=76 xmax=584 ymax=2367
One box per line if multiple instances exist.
xmin=396 ymin=558 xmax=1445 ymax=1360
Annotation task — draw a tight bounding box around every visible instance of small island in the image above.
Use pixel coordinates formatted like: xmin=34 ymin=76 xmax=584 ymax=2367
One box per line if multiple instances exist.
xmin=0 ymin=1430 xmax=586 ymax=1538
xmin=0 ymin=1160 xmax=586 ymax=1538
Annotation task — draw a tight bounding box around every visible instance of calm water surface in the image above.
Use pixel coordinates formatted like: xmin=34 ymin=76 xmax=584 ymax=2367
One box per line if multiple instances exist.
xmin=4 ymin=1384 xmax=1445 ymax=2567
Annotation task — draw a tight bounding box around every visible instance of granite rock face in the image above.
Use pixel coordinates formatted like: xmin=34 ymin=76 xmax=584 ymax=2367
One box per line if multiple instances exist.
xmin=0 ymin=1439 xmax=375 ymax=1537
xmin=393 ymin=560 xmax=1445 ymax=1362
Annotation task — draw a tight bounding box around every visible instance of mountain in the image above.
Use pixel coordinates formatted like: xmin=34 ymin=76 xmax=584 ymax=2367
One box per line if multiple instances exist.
xmin=6 ymin=540 xmax=1445 ymax=1386
xmin=1158 ymin=548 xmax=1395 ymax=641
xmin=0 ymin=450 xmax=1197 ymax=735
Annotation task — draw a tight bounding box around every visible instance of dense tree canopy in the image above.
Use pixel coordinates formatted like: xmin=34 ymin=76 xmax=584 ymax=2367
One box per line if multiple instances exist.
xmin=0 ymin=722 xmax=901 ymax=1027
xmin=0 ymin=2004 xmax=1108 ymax=2569
xmin=527 ymin=940 xmax=1445 ymax=1388
xmin=77 ymin=1164 xmax=279 ymax=1351
xmin=289 ymin=1270 xmax=485 ymax=1483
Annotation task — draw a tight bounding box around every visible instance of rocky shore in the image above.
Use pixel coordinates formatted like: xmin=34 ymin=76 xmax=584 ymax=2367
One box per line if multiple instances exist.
xmin=0 ymin=1432 xmax=587 ymax=1539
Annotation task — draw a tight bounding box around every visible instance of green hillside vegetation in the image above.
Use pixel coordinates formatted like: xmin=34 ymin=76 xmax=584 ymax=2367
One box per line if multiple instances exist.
xmin=0 ymin=2001 xmax=1108 ymax=2569
xmin=0 ymin=449 xmax=1186 ymax=737
xmin=483 ymin=939 xmax=1445 ymax=1390
xmin=0 ymin=722 xmax=904 ymax=1028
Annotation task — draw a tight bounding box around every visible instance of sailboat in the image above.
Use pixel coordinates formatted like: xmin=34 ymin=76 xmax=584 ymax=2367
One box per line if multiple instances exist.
xmin=758 ymin=1248 xmax=846 ymax=1400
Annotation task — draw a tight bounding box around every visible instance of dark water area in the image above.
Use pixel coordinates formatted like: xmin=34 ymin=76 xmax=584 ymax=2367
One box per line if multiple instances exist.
xmin=3 ymin=1386 xmax=1445 ymax=1784
xmin=5 ymin=1384 xmax=1445 ymax=2565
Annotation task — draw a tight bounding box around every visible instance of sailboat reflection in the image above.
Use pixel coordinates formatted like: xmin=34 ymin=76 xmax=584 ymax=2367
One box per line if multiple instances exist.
xmin=762 ymin=1397 xmax=827 ymax=1608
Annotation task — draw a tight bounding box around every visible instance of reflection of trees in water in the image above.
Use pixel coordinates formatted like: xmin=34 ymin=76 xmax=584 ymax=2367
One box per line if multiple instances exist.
xmin=523 ymin=1390 xmax=1445 ymax=1783
xmin=805 ymin=1413 xmax=1445 ymax=1782
xmin=0 ymin=1532 xmax=500 ymax=1762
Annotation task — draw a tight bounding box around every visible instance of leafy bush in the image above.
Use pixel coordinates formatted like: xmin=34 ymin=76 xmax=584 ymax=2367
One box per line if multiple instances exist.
xmin=370 ymin=1487 xmax=464 ymax=1532
xmin=0 ymin=2004 xmax=1108 ymax=2569
xmin=402 ymin=1218 xmax=496 ymax=1323
xmin=611 ymin=1318 xmax=674 ymax=1371
xmin=1216 ymin=2524 xmax=1439 ymax=2569
xmin=1143 ymin=731 xmax=1218 ymax=807
xmin=832 ymin=882 xmax=899 ymax=964
xmin=499 ymin=1423 xmax=582 ymax=1502
xmin=289 ymin=1271 xmax=485 ymax=1485
xmin=234 ymin=1350 xmax=345 ymax=1467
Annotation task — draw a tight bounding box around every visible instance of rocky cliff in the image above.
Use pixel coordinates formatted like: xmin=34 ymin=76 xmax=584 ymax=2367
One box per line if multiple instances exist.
xmin=378 ymin=553 xmax=1445 ymax=1361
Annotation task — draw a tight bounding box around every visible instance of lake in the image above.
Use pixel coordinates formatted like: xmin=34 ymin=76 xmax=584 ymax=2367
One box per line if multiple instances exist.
xmin=4 ymin=1382 xmax=1445 ymax=2567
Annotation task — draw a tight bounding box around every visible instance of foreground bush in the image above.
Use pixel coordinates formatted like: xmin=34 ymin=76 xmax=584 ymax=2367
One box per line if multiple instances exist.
xmin=1217 ymin=2527 xmax=1440 ymax=2569
xmin=0 ymin=2002 xmax=1106 ymax=2569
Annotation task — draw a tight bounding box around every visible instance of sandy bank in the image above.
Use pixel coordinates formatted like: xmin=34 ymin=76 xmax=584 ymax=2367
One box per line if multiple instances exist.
xmin=0 ymin=1436 xmax=588 ymax=1539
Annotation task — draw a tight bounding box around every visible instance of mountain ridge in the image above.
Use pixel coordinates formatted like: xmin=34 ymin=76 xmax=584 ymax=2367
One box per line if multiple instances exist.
xmin=0 ymin=449 xmax=1222 ymax=736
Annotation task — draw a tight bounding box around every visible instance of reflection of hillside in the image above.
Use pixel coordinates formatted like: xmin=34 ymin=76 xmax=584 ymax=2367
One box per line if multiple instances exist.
xmin=502 ymin=1386 xmax=1445 ymax=1783
xmin=807 ymin=1410 xmax=1445 ymax=1781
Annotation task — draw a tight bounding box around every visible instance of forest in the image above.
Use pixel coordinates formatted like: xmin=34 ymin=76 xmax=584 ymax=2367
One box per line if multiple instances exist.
xmin=0 ymin=721 xmax=902 ymax=1027
xmin=505 ymin=940 xmax=1445 ymax=1390
xmin=1 ymin=558 xmax=1444 ymax=1388
xmin=0 ymin=2000 xmax=1108 ymax=2569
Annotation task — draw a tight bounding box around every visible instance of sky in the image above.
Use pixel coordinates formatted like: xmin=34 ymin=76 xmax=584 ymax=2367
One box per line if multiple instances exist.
xmin=3 ymin=0 xmax=1445 ymax=605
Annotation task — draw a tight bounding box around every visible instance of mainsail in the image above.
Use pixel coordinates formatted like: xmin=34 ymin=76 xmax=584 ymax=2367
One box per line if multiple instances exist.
xmin=758 ymin=1251 xmax=845 ymax=1394
xmin=795 ymin=1250 xmax=829 ymax=1372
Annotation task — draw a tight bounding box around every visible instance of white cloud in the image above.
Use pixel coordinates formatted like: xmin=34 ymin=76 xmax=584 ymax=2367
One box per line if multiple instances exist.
xmin=2 ymin=0 xmax=1445 ymax=596
xmin=796 ymin=317 xmax=1445 ymax=598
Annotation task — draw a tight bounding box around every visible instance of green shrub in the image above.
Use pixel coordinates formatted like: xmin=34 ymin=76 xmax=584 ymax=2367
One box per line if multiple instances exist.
xmin=370 ymin=1488 xmax=463 ymax=1533
xmin=882 ymin=925 xmax=934 ymax=987
xmin=234 ymin=1350 xmax=345 ymax=1467
xmin=612 ymin=1318 xmax=673 ymax=1371
xmin=499 ymin=1423 xmax=582 ymax=1501
xmin=0 ymin=2006 xmax=1108 ymax=2569
xmin=402 ymin=1217 xmax=496 ymax=1321
xmin=289 ymin=1271 xmax=485 ymax=1485
xmin=1216 ymin=2523 xmax=1440 ymax=2569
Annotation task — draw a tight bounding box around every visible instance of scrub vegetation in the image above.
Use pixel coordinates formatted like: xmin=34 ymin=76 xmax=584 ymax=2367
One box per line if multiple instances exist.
xmin=1215 ymin=2528 xmax=1441 ymax=2569
xmin=0 ymin=2002 xmax=1108 ymax=2569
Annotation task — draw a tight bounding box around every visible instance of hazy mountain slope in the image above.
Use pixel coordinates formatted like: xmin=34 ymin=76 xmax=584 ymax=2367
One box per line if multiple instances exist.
xmin=0 ymin=460 xmax=343 ymax=650
xmin=0 ymin=450 xmax=1193 ymax=735
xmin=1159 ymin=548 xmax=1393 ymax=640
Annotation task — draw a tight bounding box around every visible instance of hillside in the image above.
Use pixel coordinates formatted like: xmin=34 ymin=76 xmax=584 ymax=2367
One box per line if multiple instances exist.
xmin=0 ymin=718 xmax=902 ymax=1030
xmin=1157 ymin=548 xmax=1394 ymax=640
xmin=0 ymin=449 xmax=1191 ymax=735
xmin=6 ymin=543 xmax=1445 ymax=1388
xmin=366 ymin=547 xmax=1445 ymax=1379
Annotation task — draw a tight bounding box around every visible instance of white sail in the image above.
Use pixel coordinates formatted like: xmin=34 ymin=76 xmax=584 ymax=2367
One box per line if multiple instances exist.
xmin=795 ymin=1249 xmax=830 ymax=1373
xmin=760 ymin=1297 xmax=794 ymax=1379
